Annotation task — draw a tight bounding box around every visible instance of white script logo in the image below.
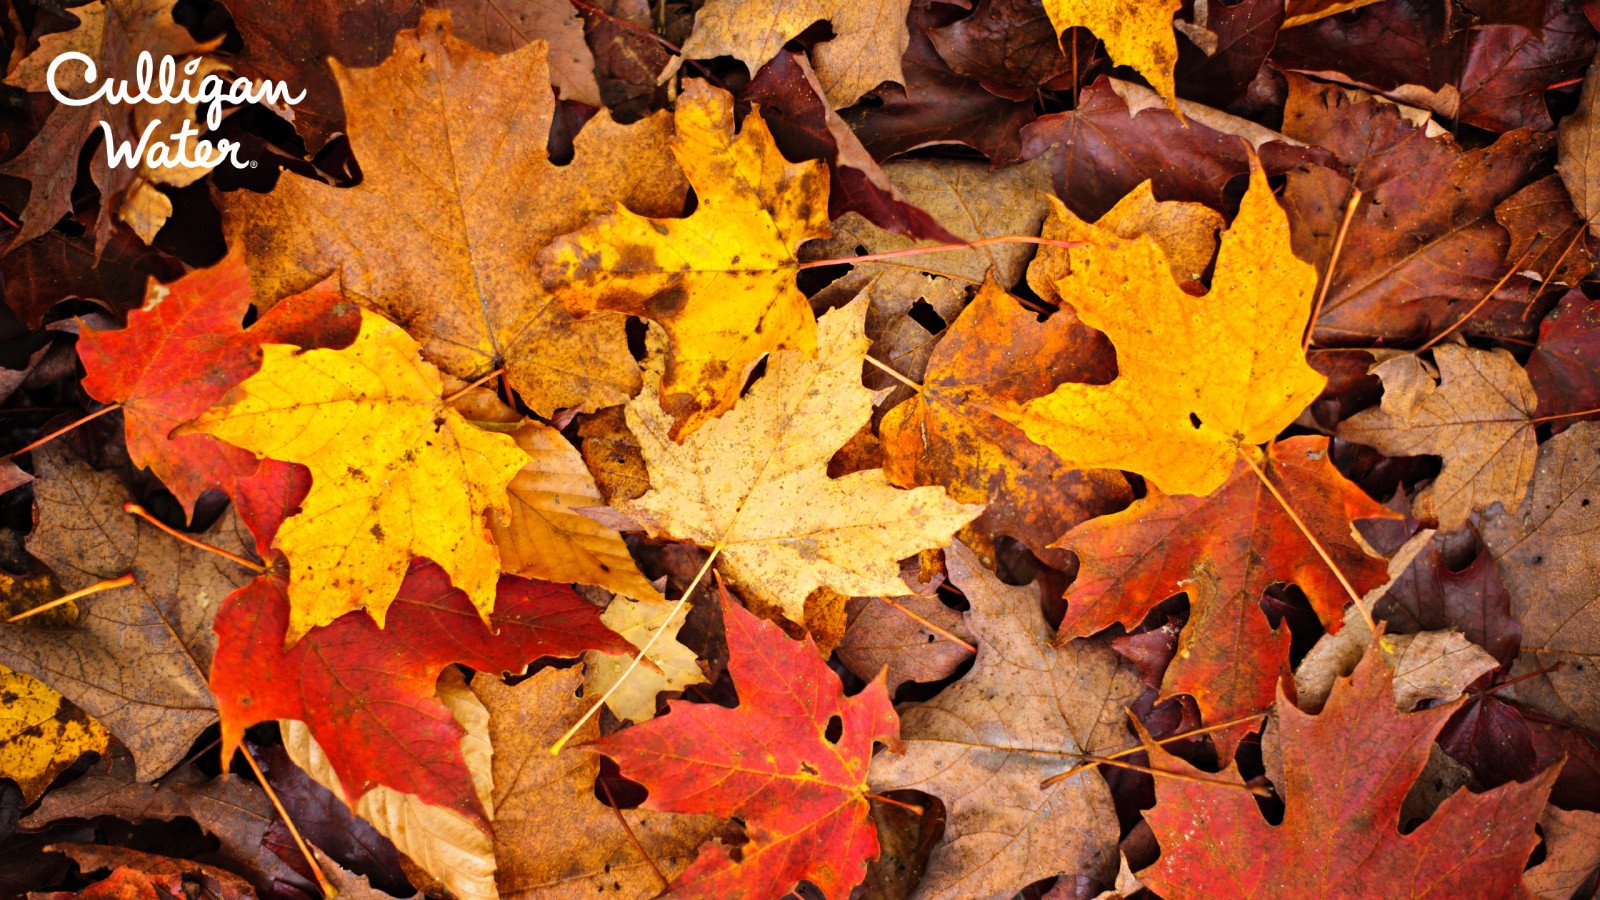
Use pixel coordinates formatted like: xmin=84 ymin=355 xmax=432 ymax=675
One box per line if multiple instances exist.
xmin=45 ymin=51 xmax=305 ymax=170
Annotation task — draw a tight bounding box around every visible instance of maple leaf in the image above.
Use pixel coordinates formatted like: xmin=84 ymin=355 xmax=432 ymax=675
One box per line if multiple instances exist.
xmin=1141 ymin=642 xmax=1558 ymax=898
xmin=596 ymin=588 xmax=899 ymax=899
xmin=0 ymin=450 xmax=253 ymax=780
xmin=1338 ymin=345 xmax=1538 ymax=532
xmin=869 ymin=542 xmax=1142 ymax=898
xmin=76 ymin=250 xmax=361 ymax=519
xmin=0 ymin=207 xmax=183 ymax=329
xmin=539 ymin=79 xmax=830 ymax=438
xmin=184 ymin=307 xmax=528 ymax=640
xmin=617 ymin=297 xmax=982 ymax=626
xmin=837 ymin=591 xmax=974 ymax=693
xmin=1038 ymin=2 xmax=1182 ymax=107
xmin=1008 ymin=163 xmax=1325 ymax=496
xmin=678 ymin=0 xmax=912 ymax=107
xmin=43 ymin=844 xmax=254 ymax=899
xmin=479 ymin=666 xmax=723 ymax=899
xmin=1055 ymin=437 xmax=1397 ymax=748
xmin=1482 ymin=421 xmax=1600 ymax=736
xmin=1527 ymin=291 xmax=1600 ymax=428
xmin=224 ymin=9 xmax=689 ymax=417
xmin=879 ymin=276 xmax=1131 ymax=565
xmin=584 ymin=594 xmax=708 ymax=724
xmin=451 ymin=388 xmax=662 ymax=602
xmin=0 ymin=665 xmax=109 ymax=804
xmin=0 ymin=0 xmax=208 ymax=251
xmin=210 ymin=558 xmax=628 ymax=825
xmin=35 ymin=866 xmax=185 ymax=900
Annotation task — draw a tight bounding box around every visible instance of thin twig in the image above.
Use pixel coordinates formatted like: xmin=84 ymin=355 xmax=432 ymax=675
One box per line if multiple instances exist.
xmin=0 ymin=404 xmax=120 ymax=461
xmin=1305 ymin=187 xmax=1362 ymax=351
xmin=443 ymin=367 xmax=504 ymax=404
xmin=238 ymin=744 xmax=336 ymax=898
xmin=123 ymin=503 xmax=266 ymax=573
xmin=1417 ymin=235 xmax=1543 ymax=352
xmin=862 ymin=355 xmax=923 ymax=393
xmin=599 ymin=777 xmax=669 ymax=891
xmin=7 ymin=573 xmax=136 ymax=622
xmin=877 ymin=596 xmax=976 ymax=654
xmin=796 ymin=236 xmax=1086 ymax=271
xmin=1239 ymin=451 xmax=1374 ymax=631
xmin=551 ymin=544 xmax=723 ymax=754
xmin=1480 ymin=661 xmax=1566 ymax=697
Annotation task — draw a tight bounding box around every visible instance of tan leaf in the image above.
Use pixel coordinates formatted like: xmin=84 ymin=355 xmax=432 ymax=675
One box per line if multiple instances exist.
xmin=224 ymin=10 xmax=688 ymax=416
xmin=620 ymin=297 xmax=983 ymax=626
xmin=443 ymin=0 xmax=601 ymax=106
xmin=584 ymin=594 xmax=707 ymax=724
xmin=1525 ymin=806 xmax=1600 ymax=898
xmin=1338 ymin=345 xmax=1537 ymax=531
xmin=1558 ymin=46 xmax=1600 ymax=235
xmin=868 ymin=542 xmax=1142 ymax=898
xmin=282 ymin=669 xmax=496 ymax=900
xmin=479 ymin=667 xmax=721 ymax=899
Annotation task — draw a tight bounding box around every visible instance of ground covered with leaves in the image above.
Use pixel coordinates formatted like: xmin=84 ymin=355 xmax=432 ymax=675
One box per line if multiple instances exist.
xmin=0 ymin=0 xmax=1599 ymax=897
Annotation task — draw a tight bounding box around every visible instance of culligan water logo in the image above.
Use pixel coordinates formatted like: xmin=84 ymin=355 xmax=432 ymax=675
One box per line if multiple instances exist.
xmin=45 ymin=50 xmax=305 ymax=170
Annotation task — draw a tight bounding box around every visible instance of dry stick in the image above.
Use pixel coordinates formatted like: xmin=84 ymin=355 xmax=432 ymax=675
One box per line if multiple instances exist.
xmin=1304 ymin=187 xmax=1363 ymax=352
xmin=1481 ymin=661 xmax=1567 ymax=697
xmin=551 ymin=544 xmax=724 ymax=755
xmin=443 ymin=367 xmax=505 ymax=404
xmin=238 ymin=743 xmax=338 ymax=899
xmin=1239 ymin=452 xmax=1376 ymax=631
xmin=796 ymin=236 xmax=1087 ymax=271
xmin=861 ymin=355 xmax=923 ymax=393
xmin=6 ymin=573 xmax=136 ymax=622
xmin=0 ymin=404 xmax=120 ymax=461
xmin=123 ymin=503 xmax=267 ymax=573
xmin=599 ymin=776 xmax=670 ymax=891
xmin=866 ymin=792 xmax=925 ymax=815
xmin=876 ymin=596 xmax=977 ymax=654
xmin=1417 ymin=235 xmax=1544 ymax=353
xmin=1038 ymin=711 xmax=1269 ymax=788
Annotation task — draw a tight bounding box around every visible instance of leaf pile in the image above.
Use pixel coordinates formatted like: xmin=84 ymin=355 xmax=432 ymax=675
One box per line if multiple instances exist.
xmin=1 ymin=0 xmax=1599 ymax=898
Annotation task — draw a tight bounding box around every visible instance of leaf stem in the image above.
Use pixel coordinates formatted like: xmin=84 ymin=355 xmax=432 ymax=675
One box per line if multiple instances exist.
xmin=123 ymin=503 xmax=266 ymax=573
xmin=1055 ymin=754 xmax=1271 ymax=796
xmin=861 ymin=355 xmax=923 ymax=393
xmin=876 ymin=596 xmax=976 ymax=654
xmin=1038 ymin=711 xmax=1269 ymax=787
xmin=550 ymin=543 xmax=723 ymax=754
xmin=237 ymin=743 xmax=337 ymax=899
xmin=1239 ymin=451 xmax=1374 ymax=631
xmin=795 ymin=236 xmax=1086 ymax=271
xmin=5 ymin=573 xmax=136 ymax=622
xmin=599 ymin=776 xmax=669 ymax=891
xmin=443 ymin=367 xmax=505 ymax=404
xmin=1481 ymin=661 xmax=1566 ymax=697
xmin=1417 ymin=235 xmax=1543 ymax=352
xmin=865 ymin=792 xmax=925 ymax=814
xmin=1304 ymin=187 xmax=1361 ymax=351
xmin=0 ymin=404 xmax=120 ymax=461
xmin=1530 ymin=406 xmax=1600 ymax=424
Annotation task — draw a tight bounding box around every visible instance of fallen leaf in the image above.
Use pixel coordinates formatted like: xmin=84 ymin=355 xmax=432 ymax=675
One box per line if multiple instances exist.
xmin=184 ymin=308 xmax=528 ymax=640
xmin=1338 ymin=345 xmax=1538 ymax=531
xmin=35 ymin=865 xmax=185 ymax=900
xmin=1524 ymin=806 xmax=1600 ymax=898
xmin=0 ymin=450 xmax=252 ymax=780
xmin=479 ymin=666 xmax=722 ymax=899
xmin=210 ymin=558 xmax=627 ymax=825
xmin=615 ymin=297 xmax=981 ymax=626
xmin=926 ymin=0 xmax=1078 ymax=100
xmin=0 ymin=665 xmax=109 ymax=804
xmin=1295 ymin=605 xmax=1499 ymax=713
xmin=869 ymin=541 xmax=1141 ymax=898
xmin=1528 ymin=290 xmax=1600 ymax=428
xmin=224 ymin=9 xmax=689 ymax=416
xmin=540 ymin=79 xmax=829 ymax=438
xmin=1141 ymin=641 xmax=1558 ymax=898
xmin=1038 ymin=0 xmax=1182 ymax=107
xmin=441 ymin=0 xmax=602 ymax=107
xmin=0 ymin=208 xmax=182 ymax=329
xmin=1562 ymin=45 xmax=1600 ymax=235
xmin=678 ymin=0 xmax=912 ymax=107
xmin=76 ymin=250 xmax=361 ymax=519
xmin=1053 ymin=437 xmax=1396 ymax=749
xmin=44 ymin=844 xmax=253 ymax=900
xmin=1009 ymin=163 xmax=1325 ymax=497
xmin=596 ymin=590 xmax=899 ymax=899
xmin=836 ymin=592 xmax=973 ymax=693
xmin=879 ymin=277 xmax=1130 ymax=565
xmin=1481 ymin=421 xmax=1600 ymax=736
xmin=584 ymin=594 xmax=707 ymax=724
xmin=282 ymin=670 xmax=497 ymax=900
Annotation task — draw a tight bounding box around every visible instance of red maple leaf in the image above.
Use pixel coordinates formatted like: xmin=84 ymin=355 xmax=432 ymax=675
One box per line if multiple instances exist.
xmin=210 ymin=559 xmax=629 ymax=825
xmin=595 ymin=587 xmax=901 ymax=899
xmin=1054 ymin=436 xmax=1398 ymax=751
xmin=76 ymin=250 xmax=359 ymax=518
xmin=1141 ymin=640 xmax=1557 ymax=898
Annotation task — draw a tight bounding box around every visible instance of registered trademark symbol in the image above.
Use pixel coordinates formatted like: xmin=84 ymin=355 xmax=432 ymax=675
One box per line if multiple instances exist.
xmin=249 ymin=160 xmax=258 ymax=168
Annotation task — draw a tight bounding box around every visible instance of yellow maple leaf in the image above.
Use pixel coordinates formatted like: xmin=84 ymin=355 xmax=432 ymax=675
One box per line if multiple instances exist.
xmin=621 ymin=298 xmax=983 ymax=626
xmin=585 ymin=594 xmax=707 ymax=724
xmin=185 ymin=309 xmax=527 ymax=641
xmin=1041 ymin=0 xmax=1183 ymax=109
xmin=539 ymin=79 xmax=831 ymax=439
xmin=1008 ymin=165 xmax=1325 ymax=496
xmin=0 ymin=665 xmax=109 ymax=803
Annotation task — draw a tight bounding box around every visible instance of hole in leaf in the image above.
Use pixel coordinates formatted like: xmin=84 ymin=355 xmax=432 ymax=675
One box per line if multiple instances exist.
xmin=824 ymin=715 xmax=843 ymax=744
